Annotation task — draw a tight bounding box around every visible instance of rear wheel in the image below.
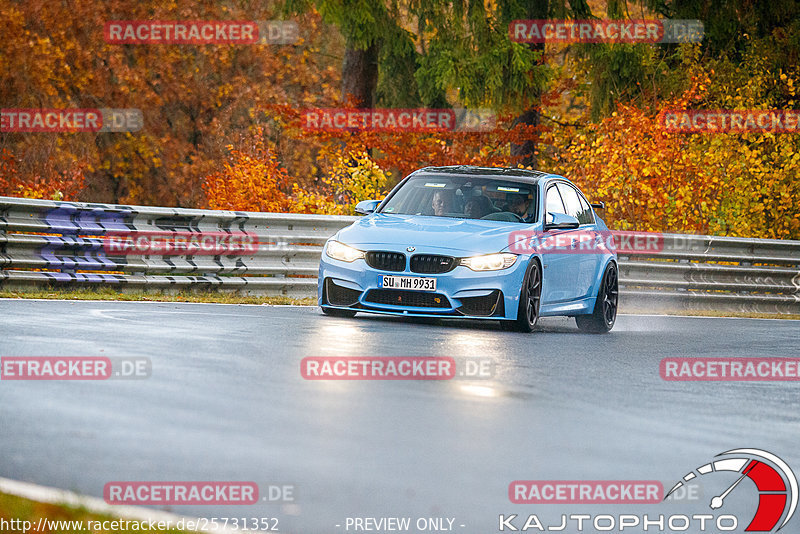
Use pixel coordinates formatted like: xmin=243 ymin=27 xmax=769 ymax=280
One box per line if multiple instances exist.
xmin=501 ymin=260 xmax=541 ymax=333
xmin=321 ymin=306 xmax=357 ymax=318
xmin=576 ymin=262 xmax=618 ymax=333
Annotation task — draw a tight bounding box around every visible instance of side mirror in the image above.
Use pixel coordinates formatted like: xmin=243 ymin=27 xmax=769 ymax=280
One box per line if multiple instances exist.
xmin=545 ymin=212 xmax=580 ymax=230
xmin=355 ymin=199 xmax=381 ymax=215
xmin=590 ymin=201 xmax=605 ymax=210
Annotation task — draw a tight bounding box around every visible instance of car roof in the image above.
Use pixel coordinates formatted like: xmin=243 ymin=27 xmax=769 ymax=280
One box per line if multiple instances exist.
xmin=411 ymin=165 xmax=549 ymax=182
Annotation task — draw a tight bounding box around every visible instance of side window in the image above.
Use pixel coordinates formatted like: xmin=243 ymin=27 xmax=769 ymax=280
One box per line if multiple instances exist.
xmin=546 ymin=185 xmax=566 ymax=215
xmin=576 ymin=192 xmax=595 ymax=224
xmin=556 ymin=183 xmax=582 ymax=219
xmin=556 ymin=183 xmax=594 ymax=225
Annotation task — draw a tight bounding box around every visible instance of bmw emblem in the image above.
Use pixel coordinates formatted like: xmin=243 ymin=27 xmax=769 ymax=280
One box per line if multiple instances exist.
xmin=406 ymin=246 xmax=415 ymax=252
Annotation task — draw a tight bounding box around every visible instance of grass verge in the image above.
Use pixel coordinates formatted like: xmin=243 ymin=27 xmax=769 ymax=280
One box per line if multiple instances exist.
xmin=631 ymin=309 xmax=800 ymax=320
xmin=0 ymin=491 xmax=189 ymax=533
xmin=0 ymin=287 xmax=316 ymax=306
xmin=620 ymin=306 xmax=800 ymax=320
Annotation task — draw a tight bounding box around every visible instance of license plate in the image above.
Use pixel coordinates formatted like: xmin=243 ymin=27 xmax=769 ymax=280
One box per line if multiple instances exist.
xmin=379 ymin=275 xmax=436 ymax=291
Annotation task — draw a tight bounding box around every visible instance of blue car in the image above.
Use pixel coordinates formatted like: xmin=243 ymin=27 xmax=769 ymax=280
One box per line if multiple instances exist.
xmin=318 ymin=165 xmax=618 ymax=333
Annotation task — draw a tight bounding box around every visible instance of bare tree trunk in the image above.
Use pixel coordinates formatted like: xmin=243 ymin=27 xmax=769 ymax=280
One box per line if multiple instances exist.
xmin=510 ymin=103 xmax=541 ymax=168
xmin=511 ymin=1 xmax=548 ymax=169
xmin=341 ymin=40 xmax=378 ymax=108
xmin=341 ymin=40 xmax=379 ymax=164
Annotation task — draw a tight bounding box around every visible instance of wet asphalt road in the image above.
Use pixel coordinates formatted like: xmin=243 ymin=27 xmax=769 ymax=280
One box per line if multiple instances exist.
xmin=0 ymin=299 xmax=798 ymax=533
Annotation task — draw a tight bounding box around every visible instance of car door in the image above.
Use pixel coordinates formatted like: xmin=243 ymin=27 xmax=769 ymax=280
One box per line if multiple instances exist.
xmin=556 ymin=182 xmax=601 ymax=300
xmin=540 ymin=183 xmax=580 ymax=303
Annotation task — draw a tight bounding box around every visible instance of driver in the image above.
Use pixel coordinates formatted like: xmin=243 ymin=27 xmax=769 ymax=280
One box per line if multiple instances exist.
xmin=508 ymin=194 xmax=532 ymax=219
xmin=431 ymin=190 xmax=453 ymax=216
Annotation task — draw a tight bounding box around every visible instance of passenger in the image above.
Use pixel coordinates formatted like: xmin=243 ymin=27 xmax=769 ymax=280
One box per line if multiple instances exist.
xmin=464 ymin=195 xmax=494 ymax=219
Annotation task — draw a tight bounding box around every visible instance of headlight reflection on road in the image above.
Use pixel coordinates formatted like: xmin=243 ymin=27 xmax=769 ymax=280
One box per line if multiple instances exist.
xmin=312 ymin=322 xmax=371 ymax=356
xmin=302 ymin=320 xmax=529 ymax=399
xmin=438 ymin=328 xmax=503 ymax=358
xmin=300 ymin=321 xmax=374 ymax=392
xmin=437 ymin=328 xmax=531 ymax=400
xmin=438 ymin=329 xmax=503 ymax=398
xmin=458 ymin=384 xmax=499 ymax=398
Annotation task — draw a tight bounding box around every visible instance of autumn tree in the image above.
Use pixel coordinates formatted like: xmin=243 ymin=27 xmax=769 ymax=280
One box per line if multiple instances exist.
xmin=542 ymin=38 xmax=800 ymax=239
xmin=284 ymin=0 xmax=568 ymax=168
xmin=0 ymin=0 xmax=340 ymax=206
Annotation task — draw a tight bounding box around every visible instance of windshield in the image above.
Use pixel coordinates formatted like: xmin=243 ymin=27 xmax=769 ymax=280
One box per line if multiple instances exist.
xmin=379 ymin=175 xmax=539 ymax=223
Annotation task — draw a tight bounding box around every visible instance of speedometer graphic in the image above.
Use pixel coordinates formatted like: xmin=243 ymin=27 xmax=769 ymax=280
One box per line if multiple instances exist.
xmin=665 ymin=449 xmax=798 ymax=532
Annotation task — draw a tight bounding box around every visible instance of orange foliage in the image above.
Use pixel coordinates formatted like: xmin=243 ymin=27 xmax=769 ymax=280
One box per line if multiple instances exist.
xmin=0 ymin=0 xmax=340 ymax=206
xmin=261 ymin=104 xmax=540 ymax=178
xmin=202 ymin=104 xmax=543 ymax=214
xmin=0 ymin=149 xmax=85 ymax=201
xmin=542 ymin=72 xmax=800 ymax=239
xmin=202 ymin=130 xmax=292 ymax=213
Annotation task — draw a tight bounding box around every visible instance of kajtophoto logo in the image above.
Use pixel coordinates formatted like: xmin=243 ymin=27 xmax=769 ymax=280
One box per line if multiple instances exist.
xmin=665 ymin=449 xmax=797 ymax=532
xmin=500 ymin=448 xmax=797 ymax=532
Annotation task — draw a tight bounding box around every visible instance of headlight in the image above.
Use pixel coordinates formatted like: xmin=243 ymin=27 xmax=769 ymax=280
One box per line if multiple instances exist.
xmin=460 ymin=253 xmax=518 ymax=271
xmin=325 ymin=240 xmax=365 ymax=262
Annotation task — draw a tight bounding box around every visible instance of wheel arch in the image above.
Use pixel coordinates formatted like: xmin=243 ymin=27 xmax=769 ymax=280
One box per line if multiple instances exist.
xmin=580 ymin=256 xmax=618 ymax=316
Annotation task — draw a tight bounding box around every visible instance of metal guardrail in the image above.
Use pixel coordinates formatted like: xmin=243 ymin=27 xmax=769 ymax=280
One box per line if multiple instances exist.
xmin=1 ymin=196 xmax=799 ymax=314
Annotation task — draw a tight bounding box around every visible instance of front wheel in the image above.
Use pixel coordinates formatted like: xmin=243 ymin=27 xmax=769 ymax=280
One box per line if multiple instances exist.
xmin=502 ymin=260 xmax=542 ymax=333
xmin=576 ymin=262 xmax=618 ymax=334
xmin=321 ymin=306 xmax=357 ymax=318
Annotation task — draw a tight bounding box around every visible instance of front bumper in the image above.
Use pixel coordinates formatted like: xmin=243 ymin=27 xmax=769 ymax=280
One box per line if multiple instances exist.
xmin=318 ymin=247 xmax=529 ymax=320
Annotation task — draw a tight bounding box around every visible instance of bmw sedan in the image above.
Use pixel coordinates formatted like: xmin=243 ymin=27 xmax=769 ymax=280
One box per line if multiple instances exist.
xmin=318 ymin=165 xmax=618 ymax=333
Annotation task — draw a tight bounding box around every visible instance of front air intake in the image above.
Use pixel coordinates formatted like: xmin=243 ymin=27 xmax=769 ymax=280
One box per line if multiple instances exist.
xmin=410 ymin=254 xmax=457 ymax=274
xmin=365 ymin=251 xmax=406 ymax=272
xmin=324 ymin=278 xmax=362 ymax=306
xmin=364 ymin=289 xmax=450 ymax=308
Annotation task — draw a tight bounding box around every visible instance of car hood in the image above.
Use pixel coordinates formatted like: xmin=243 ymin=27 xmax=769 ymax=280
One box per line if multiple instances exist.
xmin=334 ymin=213 xmax=537 ymax=255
